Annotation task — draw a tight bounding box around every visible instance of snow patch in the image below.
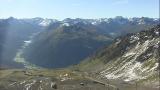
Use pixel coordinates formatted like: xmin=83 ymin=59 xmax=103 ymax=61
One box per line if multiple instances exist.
xmin=123 ymin=62 xmax=142 ymax=81
xmin=20 ymin=80 xmax=26 ymax=85
xmin=155 ymin=31 xmax=159 ymax=36
xmin=91 ymin=21 xmax=97 ymax=25
xmin=130 ymin=35 xmax=139 ymax=43
xmin=62 ymin=23 xmax=70 ymax=26
xmin=123 ymin=52 xmax=136 ymax=57
xmin=39 ymin=19 xmax=54 ymax=26
xmin=24 ymin=40 xmax=32 ymax=47
xmin=25 ymin=80 xmax=36 ymax=90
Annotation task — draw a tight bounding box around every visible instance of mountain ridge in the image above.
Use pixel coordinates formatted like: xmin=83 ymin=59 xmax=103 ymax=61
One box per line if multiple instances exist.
xmin=76 ymin=25 xmax=160 ymax=88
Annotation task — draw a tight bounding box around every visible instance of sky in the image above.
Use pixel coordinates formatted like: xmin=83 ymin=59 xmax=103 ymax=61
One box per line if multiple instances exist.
xmin=0 ymin=0 xmax=159 ymax=20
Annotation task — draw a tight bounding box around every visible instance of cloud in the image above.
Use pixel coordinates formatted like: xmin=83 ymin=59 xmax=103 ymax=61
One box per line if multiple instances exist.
xmin=112 ymin=0 xmax=129 ymax=5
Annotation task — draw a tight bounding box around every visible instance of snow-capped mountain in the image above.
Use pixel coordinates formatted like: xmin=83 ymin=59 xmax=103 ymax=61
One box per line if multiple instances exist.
xmin=39 ymin=19 xmax=58 ymax=26
xmin=2 ymin=16 xmax=159 ymax=28
xmin=60 ymin=17 xmax=159 ymax=26
xmin=21 ymin=17 xmax=58 ymax=27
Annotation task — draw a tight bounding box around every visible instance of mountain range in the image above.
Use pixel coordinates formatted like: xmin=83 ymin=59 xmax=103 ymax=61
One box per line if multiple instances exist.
xmin=0 ymin=16 xmax=159 ymax=68
xmin=22 ymin=16 xmax=159 ymax=68
xmin=0 ymin=16 xmax=159 ymax=90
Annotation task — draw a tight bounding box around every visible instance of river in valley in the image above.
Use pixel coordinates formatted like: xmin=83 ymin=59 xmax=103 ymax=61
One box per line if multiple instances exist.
xmin=13 ymin=32 xmax=42 ymax=69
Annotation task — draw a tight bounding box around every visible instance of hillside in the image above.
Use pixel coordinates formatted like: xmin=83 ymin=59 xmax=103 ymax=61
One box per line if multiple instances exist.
xmin=76 ymin=25 xmax=160 ymax=89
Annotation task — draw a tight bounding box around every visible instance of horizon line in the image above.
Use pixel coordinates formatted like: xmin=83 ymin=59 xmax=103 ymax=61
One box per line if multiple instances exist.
xmin=0 ymin=16 xmax=159 ymax=21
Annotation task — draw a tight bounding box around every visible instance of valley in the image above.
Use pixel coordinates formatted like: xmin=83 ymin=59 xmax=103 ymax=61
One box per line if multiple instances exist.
xmin=14 ymin=32 xmax=42 ymax=69
xmin=0 ymin=0 xmax=159 ymax=89
xmin=0 ymin=17 xmax=159 ymax=90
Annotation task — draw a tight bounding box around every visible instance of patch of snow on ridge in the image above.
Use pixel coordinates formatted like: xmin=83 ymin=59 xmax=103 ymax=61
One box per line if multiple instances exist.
xmin=25 ymin=80 xmax=36 ymax=90
xmin=24 ymin=40 xmax=32 ymax=47
xmin=130 ymin=35 xmax=139 ymax=43
xmin=20 ymin=80 xmax=26 ymax=85
xmin=62 ymin=23 xmax=70 ymax=26
xmin=123 ymin=62 xmax=142 ymax=82
xmin=24 ymin=40 xmax=31 ymax=43
xmin=123 ymin=52 xmax=136 ymax=57
xmin=154 ymin=30 xmax=159 ymax=36
xmin=149 ymin=63 xmax=158 ymax=72
xmin=91 ymin=21 xmax=98 ymax=25
xmin=39 ymin=19 xmax=55 ymax=26
xmin=115 ymin=39 xmax=121 ymax=45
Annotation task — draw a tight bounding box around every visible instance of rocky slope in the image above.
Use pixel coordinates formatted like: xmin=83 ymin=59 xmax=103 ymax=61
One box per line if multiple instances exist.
xmin=0 ymin=69 xmax=115 ymax=90
xmin=77 ymin=25 xmax=160 ymax=89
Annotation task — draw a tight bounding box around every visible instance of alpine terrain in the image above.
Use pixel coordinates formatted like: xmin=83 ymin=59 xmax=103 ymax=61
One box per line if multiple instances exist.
xmin=0 ymin=17 xmax=159 ymax=90
xmin=76 ymin=25 xmax=160 ymax=90
xmin=23 ymin=17 xmax=159 ymax=68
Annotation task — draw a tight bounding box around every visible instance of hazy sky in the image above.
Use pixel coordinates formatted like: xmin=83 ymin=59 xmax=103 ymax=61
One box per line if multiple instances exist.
xmin=0 ymin=0 xmax=159 ymax=20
